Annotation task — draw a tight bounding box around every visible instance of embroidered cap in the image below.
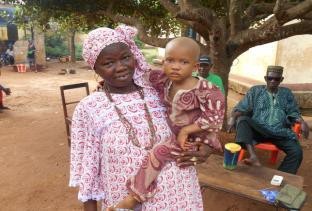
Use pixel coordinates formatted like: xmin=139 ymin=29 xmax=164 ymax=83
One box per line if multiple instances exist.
xmin=267 ymin=65 xmax=283 ymax=74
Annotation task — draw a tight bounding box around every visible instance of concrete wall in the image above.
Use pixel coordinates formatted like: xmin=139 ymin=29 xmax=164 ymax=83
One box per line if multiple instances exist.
xmin=34 ymin=29 xmax=46 ymax=67
xmin=230 ymin=35 xmax=312 ymax=84
xmin=276 ymin=35 xmax=312 ymax=83
xmin=13 ymin=40 xmax=27 ymax=64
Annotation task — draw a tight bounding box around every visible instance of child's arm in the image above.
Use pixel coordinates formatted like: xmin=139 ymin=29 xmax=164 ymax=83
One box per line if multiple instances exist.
xmin=182 ymin=80 xmax=225 ymax=151
xmin=195 ymin=81 xmax=225 ymax=131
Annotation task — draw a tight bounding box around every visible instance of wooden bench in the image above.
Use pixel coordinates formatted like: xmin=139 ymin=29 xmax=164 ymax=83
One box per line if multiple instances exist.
xmin=197 ymin=154 xmax=304 ymax=211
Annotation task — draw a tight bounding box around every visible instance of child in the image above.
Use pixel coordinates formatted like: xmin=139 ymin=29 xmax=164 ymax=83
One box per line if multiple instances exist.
xmin=109 ymin=37 xmax=225 ymax=210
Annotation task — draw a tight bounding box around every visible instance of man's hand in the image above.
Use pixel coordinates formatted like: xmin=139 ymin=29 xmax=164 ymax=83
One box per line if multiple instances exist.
xmin=227 ymin=117 xmax=236 ymax=133
xmin=171 ymin=142 xmax=213 ymax=168
xmin=300 ymin=121 xmax=310 ymax=139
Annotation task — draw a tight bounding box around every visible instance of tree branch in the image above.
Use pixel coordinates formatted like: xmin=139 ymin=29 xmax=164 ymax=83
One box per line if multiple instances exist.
xmin=279 ymin=0 xmax=312 ymax=24
xmin=158 ymin=0 xmax=180 ymax=16
xmin=261 ymin=0 xmax=312 ymax=28
xmin=159 ymin=0 xmax=218 ymax=32
xmin=245 ymin=3 xmax=274 ymax=19
xmin=95 ymin=11 xmax=170 ymax=48
xmin=230 ymin=20 xmax=312 ymax=59
xmin=229 ymin=0 xmax=243 ymax=36
xmin=273 ymin=0 xmax=285 ymax=21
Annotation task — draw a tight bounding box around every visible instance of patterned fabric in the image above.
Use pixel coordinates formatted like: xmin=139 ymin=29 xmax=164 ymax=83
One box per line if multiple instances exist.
xmin=234 ymin=85 xmax=301 ymax=139
xmin=193 ymin=72 xmax=225 ymax=94
xmin=125 ymin=70 xmax=225 ymax=202
xmin=69 ymin=87 xmax=203 ymax=210
xmin=82 ymin=25 xmax=150 ymax=88
xmin=150 ymin=70 xmax=225 ymax=146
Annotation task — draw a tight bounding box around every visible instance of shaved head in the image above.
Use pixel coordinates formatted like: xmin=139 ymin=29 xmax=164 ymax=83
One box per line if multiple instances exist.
xmin=165 ymin=37 xmax=200 ymax=61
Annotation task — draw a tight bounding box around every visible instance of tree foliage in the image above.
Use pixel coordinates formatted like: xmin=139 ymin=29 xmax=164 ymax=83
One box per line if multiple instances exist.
xmin=14 ymin=1 xmax=312 ymax=55
xmin=8 ymin=0 xmax=312 ymax=116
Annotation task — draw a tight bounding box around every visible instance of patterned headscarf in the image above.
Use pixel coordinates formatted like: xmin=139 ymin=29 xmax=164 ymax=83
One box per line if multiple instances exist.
xmin=82 ymin=25 xmax=150 ymax=87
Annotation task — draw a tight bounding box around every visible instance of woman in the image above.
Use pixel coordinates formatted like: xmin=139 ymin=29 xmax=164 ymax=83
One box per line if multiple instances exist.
xmin=70 ymin=25 xmax=212 ymax=211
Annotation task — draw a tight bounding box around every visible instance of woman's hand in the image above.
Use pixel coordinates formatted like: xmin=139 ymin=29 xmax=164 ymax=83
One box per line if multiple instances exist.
xmin=171 ymin=142 xmax=213 ymax=168
xmin=84 ymin=200 xmax=97 ymax=211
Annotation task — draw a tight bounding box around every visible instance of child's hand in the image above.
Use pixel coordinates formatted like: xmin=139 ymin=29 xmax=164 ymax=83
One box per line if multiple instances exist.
xmin=177 ymin=129 xmax=189 ymax=150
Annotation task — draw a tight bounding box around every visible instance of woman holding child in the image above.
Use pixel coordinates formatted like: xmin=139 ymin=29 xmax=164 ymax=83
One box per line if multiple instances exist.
xmin=70 ymin=25 xmax=223 ymax=211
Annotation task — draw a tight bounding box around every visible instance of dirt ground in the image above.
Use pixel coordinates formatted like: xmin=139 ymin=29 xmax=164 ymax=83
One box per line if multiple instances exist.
xmin=0 ymin=61 xmax=311 ymax=211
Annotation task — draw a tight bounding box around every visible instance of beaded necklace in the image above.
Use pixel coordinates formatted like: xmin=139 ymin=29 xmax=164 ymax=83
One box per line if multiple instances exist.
xmin=103 ymin=84 xmax=157 ymax=150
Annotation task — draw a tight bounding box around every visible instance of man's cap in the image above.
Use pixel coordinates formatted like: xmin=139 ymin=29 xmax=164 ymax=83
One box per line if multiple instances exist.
xmin=199 ymin=55 xmax=212 ymax=64
xmin=267 ymin=65 xmax=283 ymax=74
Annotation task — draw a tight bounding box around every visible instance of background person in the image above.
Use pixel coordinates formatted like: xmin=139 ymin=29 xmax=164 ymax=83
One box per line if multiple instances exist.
xmin=0 ymin=84 xmax=11 ymax=111
xmin=227 ymin=65 xmax=309 ymax=174
xmin=195 ymin=55 xmax=225 ymax=94
xmin=0 ymin=69 xmax=11 ymax=111
xmin=27 ymin=40 xmax=36 ymax=71
xmin=5 ymin=45 xmax=14 ymax=65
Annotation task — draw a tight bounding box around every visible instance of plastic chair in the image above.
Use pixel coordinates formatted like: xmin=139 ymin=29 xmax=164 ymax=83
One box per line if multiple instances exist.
xmin=60 ymin=82 xmax=90 ymax=146
xmin=238 ymin=123 xmax=301 ymax=164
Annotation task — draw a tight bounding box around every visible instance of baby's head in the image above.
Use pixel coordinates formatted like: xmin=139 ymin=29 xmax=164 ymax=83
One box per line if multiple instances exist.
xmin=163 ymin=37 xmax=200 ymax=82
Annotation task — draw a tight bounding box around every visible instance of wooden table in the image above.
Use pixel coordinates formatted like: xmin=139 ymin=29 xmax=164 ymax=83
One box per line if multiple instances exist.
xmin=196 ymin=154 xmax=304 ymax=211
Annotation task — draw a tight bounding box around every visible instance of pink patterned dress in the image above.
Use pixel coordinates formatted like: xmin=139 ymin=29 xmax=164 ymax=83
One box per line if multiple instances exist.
xmin=150 ymin=70 xmax=224 ymax=149
xmin=126 ymin=70 xmax=225 ymax=202
xmin=69 ymin=86 xmax=203 ymax=210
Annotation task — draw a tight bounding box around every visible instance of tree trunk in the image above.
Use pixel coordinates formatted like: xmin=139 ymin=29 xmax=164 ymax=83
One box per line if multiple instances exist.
xmin=34 ymin=28 xmax=46 ymax=68
xmin=214 ymin=57 xmax=232 ymax=130
xmin=208 ymin=23 xmax=233 ymax=130
xmin=68 ymin=30 xmax=76 ymax=63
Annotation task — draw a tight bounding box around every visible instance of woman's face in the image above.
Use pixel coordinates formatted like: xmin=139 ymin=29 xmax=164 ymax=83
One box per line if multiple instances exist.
xmin=94 ymin=42 xmax=136 ymax=89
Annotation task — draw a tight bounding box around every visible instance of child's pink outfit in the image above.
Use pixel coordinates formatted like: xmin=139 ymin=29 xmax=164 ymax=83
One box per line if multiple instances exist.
xmin=127 ymin=70 xmax=225 ymax=201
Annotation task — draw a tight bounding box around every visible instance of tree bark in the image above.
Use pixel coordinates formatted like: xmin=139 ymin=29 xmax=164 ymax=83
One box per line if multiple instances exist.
xmin=68 ymin=30 xmax=76 ymax=63
xmin=34 ymin=27 xmax=46 ymax=67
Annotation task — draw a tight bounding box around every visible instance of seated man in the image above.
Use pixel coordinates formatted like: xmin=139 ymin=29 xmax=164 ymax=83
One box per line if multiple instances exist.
xmin=227 ymin=65 xmax=309 ymax=174
xmin=194 ymin=55 xmax=225 ymax=94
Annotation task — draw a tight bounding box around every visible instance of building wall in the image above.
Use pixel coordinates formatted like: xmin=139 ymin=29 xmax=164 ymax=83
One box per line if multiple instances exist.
xmin=230 ymin=35 xmax=312 ymax=84
xmin=275 ymin=35 xmax=312 ymax=83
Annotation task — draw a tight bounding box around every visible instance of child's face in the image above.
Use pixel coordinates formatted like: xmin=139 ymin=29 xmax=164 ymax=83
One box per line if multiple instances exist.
xmin=163 ymin=46 xmax=199 ymax=83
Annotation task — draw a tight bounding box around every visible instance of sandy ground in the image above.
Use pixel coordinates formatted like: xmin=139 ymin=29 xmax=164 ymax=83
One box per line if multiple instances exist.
xmin=0 ymin=61 xmax=311 ymax=211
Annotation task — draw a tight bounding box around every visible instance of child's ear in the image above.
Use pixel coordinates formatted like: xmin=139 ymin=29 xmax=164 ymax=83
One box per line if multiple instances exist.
xmin=193 ymin=62 xmax=200 ymax=72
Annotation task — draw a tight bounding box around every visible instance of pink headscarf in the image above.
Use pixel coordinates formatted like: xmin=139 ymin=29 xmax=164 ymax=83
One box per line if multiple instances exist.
xmin=82 ymin=25 xmax=151 ymax=87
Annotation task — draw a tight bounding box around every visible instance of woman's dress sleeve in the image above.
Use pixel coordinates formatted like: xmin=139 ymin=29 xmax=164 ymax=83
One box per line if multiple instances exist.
xmin=69 ymin=102 xmax=105 ymax=202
